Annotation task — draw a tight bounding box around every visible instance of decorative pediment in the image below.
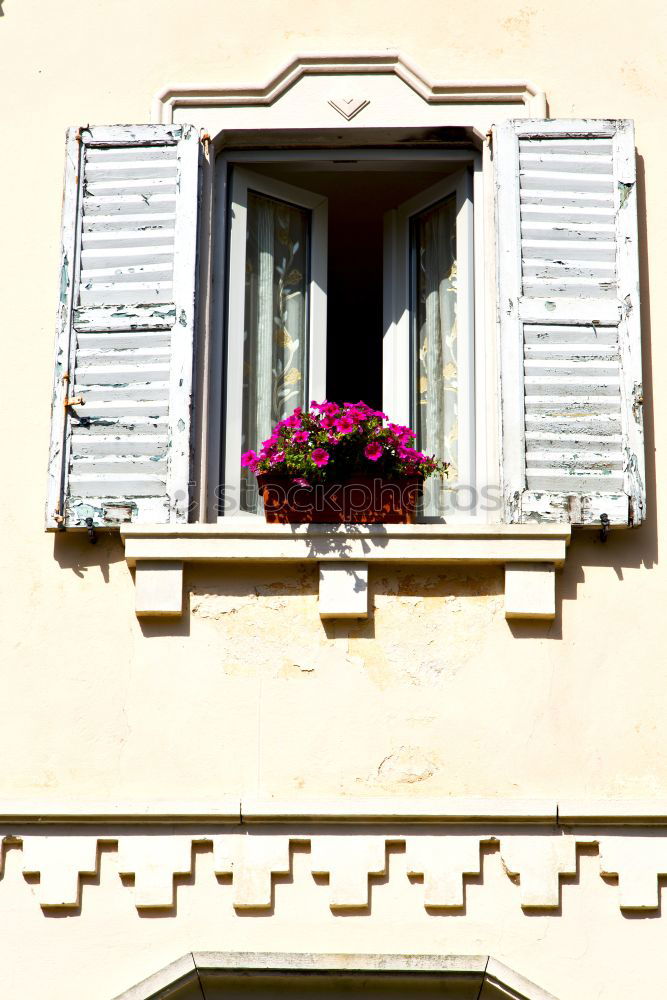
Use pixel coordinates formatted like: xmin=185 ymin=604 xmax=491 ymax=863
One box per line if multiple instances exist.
xmin=152 ymin=53 xmax=546 ymax=130
xmin=112 ymin=952 xmax=556 ymax=1000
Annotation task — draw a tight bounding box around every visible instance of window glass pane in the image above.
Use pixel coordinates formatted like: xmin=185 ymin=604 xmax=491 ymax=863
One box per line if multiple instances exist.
xmin=412 ymin=194 xmax=458 ymax=514
xmin=241 ymin=191 xmax=310 ymax=512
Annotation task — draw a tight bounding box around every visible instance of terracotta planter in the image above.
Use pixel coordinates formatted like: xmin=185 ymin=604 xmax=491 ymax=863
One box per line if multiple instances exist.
xmin=256 ymin=474 xmax=422 ymax=524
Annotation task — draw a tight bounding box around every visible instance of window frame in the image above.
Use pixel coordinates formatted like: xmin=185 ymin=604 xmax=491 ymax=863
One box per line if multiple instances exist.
xmin=221 ymin=164 xmax=328 ymax=515
xmin=208 ymin=145 xmax=490 ymax=523
xmin=383 ymin=167 xmax=475 ymax=507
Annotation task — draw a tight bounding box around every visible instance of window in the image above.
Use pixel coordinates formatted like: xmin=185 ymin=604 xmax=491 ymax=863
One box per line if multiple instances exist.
xmin=46 ymin=118 xmax=645 ymax=535
xmin=216 ymin=150 xmax=477 ymax=518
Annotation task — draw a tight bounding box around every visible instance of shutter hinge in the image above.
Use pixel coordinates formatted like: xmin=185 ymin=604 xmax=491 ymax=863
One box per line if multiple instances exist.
xmin=485 ymin=128 xmax=493 ymax=147
xmin=64 ymin=395 xmax=85 ymax=409
xmin=201 ymin=132 xmax=211 ymax=159
xmin=74 ymin=124 xmax=91 ymax=144
xmin=599 ymin=513 xmax=610 ymax=542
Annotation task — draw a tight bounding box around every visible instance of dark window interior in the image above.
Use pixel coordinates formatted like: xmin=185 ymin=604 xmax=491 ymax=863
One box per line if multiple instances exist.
xmin=245 ymin=161 xmax=460 ymax=410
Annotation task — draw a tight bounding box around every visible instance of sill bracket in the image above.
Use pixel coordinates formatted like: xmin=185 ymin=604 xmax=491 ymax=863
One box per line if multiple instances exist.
xmin=121 ymin=521 xmax=570 ymax=621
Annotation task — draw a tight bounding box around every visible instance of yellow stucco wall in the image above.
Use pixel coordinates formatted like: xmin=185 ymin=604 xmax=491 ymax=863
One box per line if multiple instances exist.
xmin=0 ymin=2 xmax=666 ymax=998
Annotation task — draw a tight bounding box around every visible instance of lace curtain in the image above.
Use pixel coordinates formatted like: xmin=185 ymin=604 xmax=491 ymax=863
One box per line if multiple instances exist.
xmin=241 ymin=192 xmax=309 ymax=512
xmin=415 ymin=195 xmax=458 ymax=515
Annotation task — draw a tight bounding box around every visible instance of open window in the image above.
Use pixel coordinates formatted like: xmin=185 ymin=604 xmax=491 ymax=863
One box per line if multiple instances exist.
xmin=216 ymin=150 xmax=477 ymax=519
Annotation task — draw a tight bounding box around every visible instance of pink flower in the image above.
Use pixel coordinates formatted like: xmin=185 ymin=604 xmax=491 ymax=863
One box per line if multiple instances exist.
xmin=241 ymin=450 xmax=259 ymax=470
xmin=293 ymin=477 xmax=310 ymax=487
xmin=311 ymin=448 xmax=330 ymax=467
xmin=310 ymin=400 xmax=339 ymax=415
xmin=389 ymin=422 xmax=416 ymax=442
xmin=269 ymin=451 xmax=286 ymax=466
xmin=283 ymin=413 xmax=302 ymax=428
xmin=293 ymin=430 xmax=309 ymax=443
xmin=334 ymin=415 xmax=355 ymax=434
xmin=364 ymin=442 xmax=383 ymax=462
xmin=321 ymin=415 xmax=336 ymax=429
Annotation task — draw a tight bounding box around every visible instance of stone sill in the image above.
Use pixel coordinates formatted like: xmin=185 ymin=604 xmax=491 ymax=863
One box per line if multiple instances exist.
xmin=120 ymin=520 xmax=570 ymax=620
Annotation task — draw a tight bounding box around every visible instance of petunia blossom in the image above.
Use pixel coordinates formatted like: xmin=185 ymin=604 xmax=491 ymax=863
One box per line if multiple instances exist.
xmin=397 ymin=444 xmax=421 ymax=462
xmin=241 ymin=450 xmax=259 ymax=470
xmin=334 ymin=415 xmax=355 ymax=434
xmin=364 ymin=442 xmax=383 ymax=462
xmin=389 ymin=422 xmax=416 ymax=442
xmin=241 ymin=399 xmax=447 ymax=485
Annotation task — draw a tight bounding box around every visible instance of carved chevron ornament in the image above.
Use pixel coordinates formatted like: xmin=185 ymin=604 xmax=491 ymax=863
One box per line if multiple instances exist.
xmin=328 ymin=96 xmax=370 ymax=120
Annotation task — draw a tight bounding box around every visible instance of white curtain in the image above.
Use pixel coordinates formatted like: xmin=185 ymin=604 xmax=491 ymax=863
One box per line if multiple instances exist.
xmin=241 ymin=192 xmax=309 ymax=511
xmin=415 ymin=196 xmax=458 ymax=516
xmin=255 ymin=202 xmax=275 ymax=450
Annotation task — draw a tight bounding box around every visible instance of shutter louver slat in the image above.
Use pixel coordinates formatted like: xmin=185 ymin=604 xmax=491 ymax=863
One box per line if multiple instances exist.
xmin=495 ymin=119 xmax=645 ymax=527
xmin=46 ymin=124 xmax=200 ymax=529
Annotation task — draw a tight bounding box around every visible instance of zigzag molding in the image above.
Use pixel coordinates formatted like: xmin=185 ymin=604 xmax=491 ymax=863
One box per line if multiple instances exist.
xmin=4 ymin=826 xmax=667 ymax=914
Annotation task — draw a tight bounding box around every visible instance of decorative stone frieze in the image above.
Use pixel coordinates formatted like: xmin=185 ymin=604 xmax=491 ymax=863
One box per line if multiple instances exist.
xmin=4 ymin=805 xmax=667 ymax=915
xmin=212 ymin=832 xmax=292 ymax=908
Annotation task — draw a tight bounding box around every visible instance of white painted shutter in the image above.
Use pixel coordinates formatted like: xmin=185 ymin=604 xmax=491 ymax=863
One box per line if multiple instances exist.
xmin=495 ymin=119 xmax=644 ymax=527
xmin=46 ymin=124 xmax=201 ymax=529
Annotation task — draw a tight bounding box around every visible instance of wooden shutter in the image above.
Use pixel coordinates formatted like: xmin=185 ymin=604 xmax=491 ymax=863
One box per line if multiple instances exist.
xmin=46 ymin=124 xmax=200 ymax=529
xmin=495 ymin=119 xmax=644 ymax=527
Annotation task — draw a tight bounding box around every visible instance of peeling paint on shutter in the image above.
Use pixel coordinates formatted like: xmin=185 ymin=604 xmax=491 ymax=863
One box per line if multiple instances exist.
xmin=495 ymin=119 xmax=644 ymax=527
xmin=46 ymin=124 xmax=200 ymax=529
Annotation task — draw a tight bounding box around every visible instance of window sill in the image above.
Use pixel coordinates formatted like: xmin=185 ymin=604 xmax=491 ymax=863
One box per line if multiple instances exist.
xmin=120 ymin=521 xmax=570 ymax=621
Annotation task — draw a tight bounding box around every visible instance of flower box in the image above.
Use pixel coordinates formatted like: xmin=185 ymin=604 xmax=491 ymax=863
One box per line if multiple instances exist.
xmin=243 ymin=400 xmax=447 ymax=525
xmin=257 ymin=474 xmax=422 ymax=524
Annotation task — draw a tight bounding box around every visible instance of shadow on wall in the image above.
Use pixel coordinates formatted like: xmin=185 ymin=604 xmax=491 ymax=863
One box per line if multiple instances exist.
xmin=508 ymin=153 xmax=657 ymax=631
xmin=52 ymin=530 xmax=125 ymax=584
xmin=635 ymin=153 xmax=657 ymax=566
